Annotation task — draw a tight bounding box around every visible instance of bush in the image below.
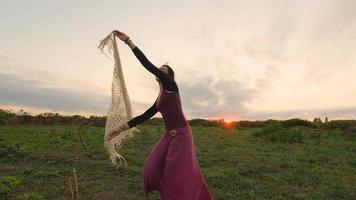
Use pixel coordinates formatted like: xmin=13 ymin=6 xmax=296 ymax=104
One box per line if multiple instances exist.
xmin=253 ymin=124 xmax=304 ymax=143
xmin=0 ymin=176 xmax=21 ymax=198
xmin=281 ymin=118 xmax=313 ymax=128
xmin=17 ymin=192 xmax=45 ymax=200
xmin=253 ymin=123 xmax=282 ymax=137
xmin=324 ymin=120 xmax=356 ymax=131
xmin=0 ymin=143 xmax=28 ymax=159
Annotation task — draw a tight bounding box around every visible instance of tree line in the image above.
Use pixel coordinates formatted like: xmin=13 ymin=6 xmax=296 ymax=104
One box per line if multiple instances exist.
xmin=1 ymin=108 xmax=355 ymax=130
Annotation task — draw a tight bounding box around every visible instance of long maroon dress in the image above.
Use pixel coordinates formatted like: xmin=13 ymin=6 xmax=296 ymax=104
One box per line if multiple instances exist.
xmin=143 ymin=89 xmax=214 ymax=199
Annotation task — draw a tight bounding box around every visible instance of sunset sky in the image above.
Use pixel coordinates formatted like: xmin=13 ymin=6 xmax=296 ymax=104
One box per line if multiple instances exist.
xmin=1 ymin=0 xmax=356 ymax=120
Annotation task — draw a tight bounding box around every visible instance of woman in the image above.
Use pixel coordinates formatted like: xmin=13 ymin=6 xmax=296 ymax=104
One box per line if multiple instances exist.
xmin=107 ymin=30 xmax=214 ymax=200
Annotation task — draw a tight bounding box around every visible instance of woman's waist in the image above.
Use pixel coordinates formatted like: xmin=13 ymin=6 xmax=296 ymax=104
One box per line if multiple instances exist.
xmin=162 ymin=116 xmax=188 ymax=128
xmin=164 ymin=121 xmax=189 ymax=132
xmin=164 ymin=123 xmax=191 ymax=137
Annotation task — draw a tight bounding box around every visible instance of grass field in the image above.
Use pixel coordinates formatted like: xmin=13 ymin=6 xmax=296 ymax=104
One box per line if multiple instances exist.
xmin=1 ymin=125 xmax=356 ymax=200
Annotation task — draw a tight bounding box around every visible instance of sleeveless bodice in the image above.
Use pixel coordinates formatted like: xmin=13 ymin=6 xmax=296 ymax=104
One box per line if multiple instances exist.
xmin=156 ymin=89 xmax=188 ymax=129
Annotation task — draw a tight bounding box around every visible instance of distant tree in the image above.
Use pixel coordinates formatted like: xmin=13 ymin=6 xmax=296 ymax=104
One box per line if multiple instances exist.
xmin=313 ymin=117 xmax=318 ymax=123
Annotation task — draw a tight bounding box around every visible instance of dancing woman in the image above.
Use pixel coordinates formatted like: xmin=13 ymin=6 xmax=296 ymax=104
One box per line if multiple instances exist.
xmin=108 ymin=30 xmax=213 ymax=200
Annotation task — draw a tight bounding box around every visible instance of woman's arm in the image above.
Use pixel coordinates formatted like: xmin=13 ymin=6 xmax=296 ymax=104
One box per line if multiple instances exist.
xmin=107 ymin=102 xmax=158 ymax=141
xmin=124 ymin=38 xmax=164 ymax=78
xmin=126 ymin=101 xmax=158 ymax=128
xmin=112 ymin=30 xmax=178 ymax=92
xmin=126 ymin=39 xmax=137 ymax=50
xmin=130 ymin=44 xmax=171 ymax=82
xmin=112 ymin=30 xmax=162 ymax=78
xmin=128 ymin=41 xmax=178 ymax=92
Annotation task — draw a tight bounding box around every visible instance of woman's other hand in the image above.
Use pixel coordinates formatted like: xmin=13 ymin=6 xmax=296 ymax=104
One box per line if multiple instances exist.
xmin=107 ymin=131 xmax=118 ymax=141
xmin=107 ymin=123 xmax=129 ymax=141
xmin=113 ymin=30 xmax=129 ymax=42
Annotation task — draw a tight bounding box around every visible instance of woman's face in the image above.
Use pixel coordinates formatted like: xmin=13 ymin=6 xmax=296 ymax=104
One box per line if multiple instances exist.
xmin=155 ymin=65 xmax=169 ymax=82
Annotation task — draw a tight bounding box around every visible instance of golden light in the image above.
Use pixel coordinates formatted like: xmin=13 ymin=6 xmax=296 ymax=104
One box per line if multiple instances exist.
xmin=223 ymin=119 xmax=234 ymax=129
xmin=218 ymin=116 xmax=236 ymax=129
xmin=224 ymin=119 xmax=231 ymax=124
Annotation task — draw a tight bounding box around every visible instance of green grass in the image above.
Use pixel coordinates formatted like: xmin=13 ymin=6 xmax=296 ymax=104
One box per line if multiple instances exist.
xmin=0 ymin=125 xmax=356 ymax=199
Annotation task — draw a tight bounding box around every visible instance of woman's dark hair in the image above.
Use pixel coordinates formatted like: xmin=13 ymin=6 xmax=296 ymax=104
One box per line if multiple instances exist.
xmin=163 ymin=64 xmax=174 ymax=80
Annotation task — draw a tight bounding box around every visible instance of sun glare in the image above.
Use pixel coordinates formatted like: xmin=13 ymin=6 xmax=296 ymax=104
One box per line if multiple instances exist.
xmin=221 ymin=118 xmax=235 ymax=129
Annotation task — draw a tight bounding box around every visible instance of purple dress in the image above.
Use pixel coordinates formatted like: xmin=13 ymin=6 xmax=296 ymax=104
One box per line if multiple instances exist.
xmin=143 ymin=89 xmax=214 ymax=199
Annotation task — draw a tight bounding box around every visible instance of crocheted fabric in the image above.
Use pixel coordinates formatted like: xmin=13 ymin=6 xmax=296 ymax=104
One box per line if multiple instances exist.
xmin=98 ymin=33 xmax=140 ymax=168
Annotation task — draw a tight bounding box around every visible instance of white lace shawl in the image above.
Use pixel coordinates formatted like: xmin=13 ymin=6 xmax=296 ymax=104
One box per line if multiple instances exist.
xmin=98 ymin=33 xmax=140 ymax=168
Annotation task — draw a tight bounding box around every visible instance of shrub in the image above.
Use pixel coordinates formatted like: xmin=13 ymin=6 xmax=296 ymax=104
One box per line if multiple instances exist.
xmin=324 ymin=120 xmax=356 ymax=131
xmin=0 ymin=143 xmax=28 ymax=159
xmin=0 ymin=176 xmax=21 ymax=198
xmin=253 ymin=123 xmax=282 ymax=138
xmin=281 ymin=118 xmax=313 ymax=128
xmin=17 ymin=192 xmax=45 ymax=200
xmin=253 ymin=124 xmax=304 ymax=143
xmin=271 ymin=129 xmax=304 ymax=143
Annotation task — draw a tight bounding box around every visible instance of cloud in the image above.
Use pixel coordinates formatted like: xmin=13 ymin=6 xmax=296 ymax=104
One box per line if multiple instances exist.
xmin=0 ymin=72 xmax=111 ymax=114
xmin=255 ymin=64 xmax=280 ymax=90
xmin=0 ymin=54 xmax=112 ymax=115
xmin=179 ymin=74 xmax=256 ymax=118
xmin=246 ymin=106 xmax=356 ymax=120
xmin=1 ymin=0 xmax=356 ymax=120
xmin=0 ymin=63 xmax=157 ymax=116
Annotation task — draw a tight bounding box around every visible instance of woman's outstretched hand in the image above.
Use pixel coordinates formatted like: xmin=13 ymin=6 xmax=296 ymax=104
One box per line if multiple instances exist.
xmin=112 ymin=30 xmax=136 ymax=49
xmin=113 ymin=30 xmax=129 ymax=42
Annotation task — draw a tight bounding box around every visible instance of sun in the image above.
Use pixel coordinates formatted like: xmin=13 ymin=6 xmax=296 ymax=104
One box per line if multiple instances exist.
xmin=222 ymin=118 xmax=234 ymax=129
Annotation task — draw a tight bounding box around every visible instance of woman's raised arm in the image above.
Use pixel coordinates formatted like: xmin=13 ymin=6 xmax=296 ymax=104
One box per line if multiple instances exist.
xmin=130 ymin=46 xmax=171 ymax=80
xmin=112 ymin=30 xmax=174 ymax=84
xmin=112 ymin=30 xmax=178 ymax=94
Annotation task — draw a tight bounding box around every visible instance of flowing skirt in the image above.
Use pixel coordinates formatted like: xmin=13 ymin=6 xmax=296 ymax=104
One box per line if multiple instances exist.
xmin=143 ymin=124 xmax=213 ymax=200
